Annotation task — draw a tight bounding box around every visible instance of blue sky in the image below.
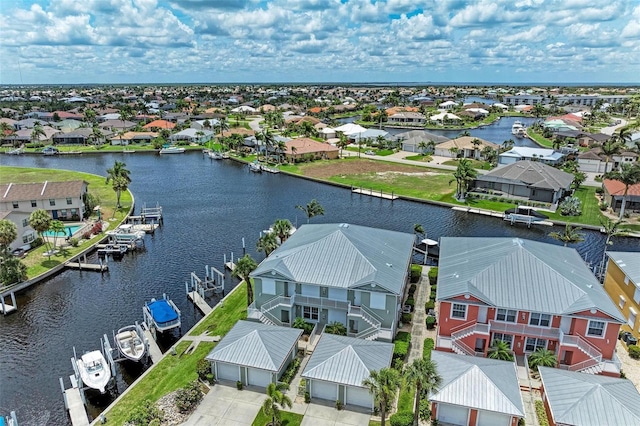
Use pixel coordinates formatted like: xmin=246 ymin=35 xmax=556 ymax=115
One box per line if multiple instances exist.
xmin=1 ymin=0 xmax=639 ymax=85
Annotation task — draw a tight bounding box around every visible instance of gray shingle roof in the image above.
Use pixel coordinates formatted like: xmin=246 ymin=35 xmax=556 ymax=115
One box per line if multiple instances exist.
xmin=539 ymin=366 xmax=640 ymax=426
xmin=205 ymin=320 xmax=302 ymax=372
xmin=437 ymin=238 xmax=625 ymax=321
xmin=431 ymin=351 xmax=524 ymax=417
xmin=301 ymin=334 xmax=393 ymax=388
xmin=477 ymin=160 xmax=573 ymax=191
xmin=251 ymin=224 xmax=415 ymax=295
xmin=0 ymin=181 xmax=87 ymax=202
xmin=607 ymin=251 xmax=640 ymax=286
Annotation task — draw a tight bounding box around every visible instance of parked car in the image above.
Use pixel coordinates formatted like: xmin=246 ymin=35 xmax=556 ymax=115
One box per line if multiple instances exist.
xmin=364 ymin=150 xmax=375 ymax=155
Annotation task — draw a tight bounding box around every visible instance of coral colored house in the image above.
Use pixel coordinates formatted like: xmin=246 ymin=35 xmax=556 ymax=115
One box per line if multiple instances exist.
xmin=436 ymin=238 xmax=625 ymax=376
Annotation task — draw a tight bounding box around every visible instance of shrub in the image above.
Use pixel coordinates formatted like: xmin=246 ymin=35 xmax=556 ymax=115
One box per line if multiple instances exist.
xmin=419 ymin=399 xmax=431 ymax=421
xmin=559 ymin=196 xmax=582 ymax=216
xmin=174 ymin=381 xmax=204 ymax=413
xmin=82 ymin=232 xmax=92 ymax=240
xmin=280 ymin=357 xmax=301 ymax=384
xmin=389 ymin=411 xmax=414 ymax=426
xmin=196 ymin=358 xmax=211 ymax=381
xmin=426 ymin=315 xmax=436 ymax=330
xmin=292 ymin=317 xmax=314 ymax=334
xmin=32 ymin=237 xmax=44 ymax=248
xmin=394 ymin=341 xmax=410 ymax=360
xmin=395 ymin=331 xmax=412 ymax=343
xmin=428 ymin=267 xmax=438 ymax=285
xmin=68 ymin=237 xmax=79 ymax=247
xmin=91 ymin=222 xmax=103 ymax=234
xmin=126 ymin=400 xmax=164 ymax=426
xmin=335 ymin=400 xmax=343 ymax=410
xmin=425 ymin=300 xmax=435 ymax=311
xmin=401 ymin=313 xmax=413 ymax=324
xmin=535 ymin=400 xmax=550 ymax=426
xmin=423 ymin=338 xmax=435 ymax=360
xmin=410 ymin=264 xmax=422 ymax=283
xmin=304 ymin=391 xmax=311 ymax=403
xmin=408 ymin=284 xmax=417 ymax=296
xmin=599 ymin=201 xmax=608 ymax=211
xmin=393 ymin=357 xmax=405 ymax=372
xmin=629 ymin=345 xmax=640 ymax=360
xmin=405 ymin=298 xmax=415 ymax=307
xmin=236 ymin=380 xmax=243 ymax=390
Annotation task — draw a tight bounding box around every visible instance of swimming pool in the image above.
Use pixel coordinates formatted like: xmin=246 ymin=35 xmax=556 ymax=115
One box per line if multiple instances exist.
xmin=42 ymin=225 xmax=82 ymax=237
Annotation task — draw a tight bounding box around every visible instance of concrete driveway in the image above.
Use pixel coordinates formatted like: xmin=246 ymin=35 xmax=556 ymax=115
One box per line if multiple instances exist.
xmin=293 ymin=400 xmax=371 ymax=426
xmin=182 ymin=383 xmax=265 ymax=426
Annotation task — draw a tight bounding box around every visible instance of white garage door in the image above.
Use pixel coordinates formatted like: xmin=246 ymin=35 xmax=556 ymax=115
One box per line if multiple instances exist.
xmin=438 ymin=404 xmax=469 ymax=426
xmin=477 ymin=410 xmax=511 ymax=426
xmin=248 ymin=368 xmax=272 ymax=388
xmin=311 ymin=380 xmax=337 ymax=401
xmin=216 ymin=363 xmax=239 ymax=382
xmin=346 ymin=386 xmax=372 ymax=409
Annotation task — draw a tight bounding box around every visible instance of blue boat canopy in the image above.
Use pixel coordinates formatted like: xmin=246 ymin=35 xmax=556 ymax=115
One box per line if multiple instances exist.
xmin=147 ymin=299 xmax=179 ymax=324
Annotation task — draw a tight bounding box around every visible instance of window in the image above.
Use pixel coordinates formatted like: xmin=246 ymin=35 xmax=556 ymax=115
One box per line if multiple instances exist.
xmin=587 ymin=320 xmax=605 ymax=337
xmin=496 ymin=309 xmax=517 ymax=323
xmin=31 ymin=200 xmax=37 ymax=207
xmin=49 ymin=199 xmax=56 ymax=206
xmin=634 ymin=288 xmax=640 ymax=305
xmin=22 ymin=219 xmax=29 ymax=227
xmin=529 ymin=312 xmax=551 ymax=327
xmin=370 ymin=292 xmax=386 ymax=310
xmin=66 ymin=197 xmax=73 ymax=205
xmin=619 ymin=295 xmax=627 ymax=309
xmin=625 ymin=276 xmax=630 ymax=285
xmin=303 ymin=306 xmax=318 ymax=321
xmin=492 ymin=333 xmax=513 ymax=348
xmin=451 ymin=303 xmax=466 ymax=319
xmin=629 ymin=309 xmax=637 ymax=329
xmin=525 ymin=337 xmax=546 ymax=352
xmin=12 ymin=202 xmax=19 ymax=208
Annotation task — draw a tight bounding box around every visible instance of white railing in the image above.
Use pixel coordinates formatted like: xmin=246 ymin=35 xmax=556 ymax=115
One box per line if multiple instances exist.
xmin=308 ymin=322 xmax=320 ymax=345
xmin=451 ymin=322 xmax=490 ymax=341
xmin=261 ymin=295 xmax=292 ymax=312
xmin=247 ymin=302 xmax=260 ymax=319
xmin=449 ymin=320 xmax=479 ymax=334
xmin=349 ymin=305 xmax=383 ymax=328
xmin=489 ymin=321 xmax=560 ymax=340
xmin=568 ymin=357 xmax=601 ymax=372
xmin=559 ymin=330 xmax=602 ymax=361
xmin=452 ymin=339 xmax=476 ymax=356
xmin=262 ymin=309 xmax=284 ymax=326
xmin=293 ymin=294 xmax=350 ymax=311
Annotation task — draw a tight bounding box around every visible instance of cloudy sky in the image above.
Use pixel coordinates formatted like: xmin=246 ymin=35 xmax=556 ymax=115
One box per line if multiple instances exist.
xmin=1 ymin=0 xmax=639 ymax=85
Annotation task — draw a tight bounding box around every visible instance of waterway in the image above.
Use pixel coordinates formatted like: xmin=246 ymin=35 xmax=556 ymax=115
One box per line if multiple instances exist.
xmin=1 ymin=152 xmax=639 ymax=425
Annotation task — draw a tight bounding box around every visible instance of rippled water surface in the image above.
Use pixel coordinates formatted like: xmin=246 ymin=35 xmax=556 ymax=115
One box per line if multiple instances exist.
xmin=1 ymin=151 xmax=639 ymax=425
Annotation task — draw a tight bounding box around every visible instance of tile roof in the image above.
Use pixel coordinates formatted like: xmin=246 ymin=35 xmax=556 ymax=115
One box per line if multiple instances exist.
xmin=0 ymin=181 xmax=87 ymax=202
xmin=284 ymin=138 xmax=339 ymax=155
xmin=539 ymin=366 xmax=640 ymax=426
xmin=251 ymin=223 xmax=415 ymax=295
xmin=437 ymin=237 xmax=625 ymax=321
xmin=205 ymin=320 xmax=302 ymax=372
xmin=607 ymin=251 xmax=640 ymax=286
xmin=301 ymin=334 xmax=393 ymax=387
xmin=431 ymin=351 xmax=524 ymax=417
xmin=603 ymin=179 xmax=640 ymax=197
xmin=478 ymin=160 xmax=573 ymax=191
xmin=142 ymin=120 xmax=175 ymax=129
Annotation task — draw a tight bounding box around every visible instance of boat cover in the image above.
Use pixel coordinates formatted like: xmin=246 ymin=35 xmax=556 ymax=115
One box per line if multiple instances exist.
xmin=147 ymin=299 xmax=178 ymax=323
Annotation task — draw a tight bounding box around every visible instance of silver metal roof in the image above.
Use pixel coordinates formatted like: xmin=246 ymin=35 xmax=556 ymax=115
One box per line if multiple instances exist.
xmin=251 ymin=224 xmax=415 ymax=295
xmin=430 ymin=351 xmax=524 ymax=417
xmin=437 ymin=238 xmax=625 ymax=322
xmin=301 ymin=334 xmax=393 ymax=388
xmin=205 ymin=320 xmax=302 ymax=372
xmin=607 ymin=251 xmax=640 ymax=286
xmin=539 ymin=366 xmax=640 ymax=426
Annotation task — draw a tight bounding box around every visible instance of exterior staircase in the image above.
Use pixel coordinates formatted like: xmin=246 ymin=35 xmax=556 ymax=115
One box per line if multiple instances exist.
xmin=560 ymin=331 xmax=604 ymax=374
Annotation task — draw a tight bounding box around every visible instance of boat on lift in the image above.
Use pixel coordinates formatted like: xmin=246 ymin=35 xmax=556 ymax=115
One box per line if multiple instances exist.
xmin=114 ymin=324 xmax=147 ymax=362
xmin=143 ymin=294 xmax=181 ymax=333
xmin=75 ymin=350 xmax=111 ymax=393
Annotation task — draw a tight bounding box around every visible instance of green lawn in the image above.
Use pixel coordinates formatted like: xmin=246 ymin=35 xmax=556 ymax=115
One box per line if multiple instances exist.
xmin=404 ymin=154 xmax=433 ymax=162
xmin=527 ymin=129 xmax=554 ymax=148
xmin=252 ymin=410 xmax=304 ymax=426
xmin=396 ymin=378 xmax=415 ymax=413
xmin=0 ymin=166 xmax=132 ymax=279
xmin=442 ymin=159 xmax=493 ymax=170
xmin=545 ymin=187 xmax=604 ymax=225
xmin=103 ymin=284 xmax=248 ymax=425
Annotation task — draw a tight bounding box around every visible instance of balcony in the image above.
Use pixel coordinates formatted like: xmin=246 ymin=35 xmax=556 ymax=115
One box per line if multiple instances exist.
xmin=489 ymin=321 xmax=561 ymax=340
xmin=292 ymin=294 xmax=351 ymax=311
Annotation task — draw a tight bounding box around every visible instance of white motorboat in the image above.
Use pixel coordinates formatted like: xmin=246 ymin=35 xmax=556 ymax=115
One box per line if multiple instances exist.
xmin=511 ymin=121 xmax=526 ymax=137
xmin=115 ymin=324 xmax=146 ymax=362
xmin=105 ymin=224 xmax=145 ymax=241
xmin=208 ymin=151 xmax=223 ymax=160
xmin=159 ymin=146 xmax=185 ymax=154
xmin=249 ymin=161 xmax=263 ymax=173
xmin=75 ymin=350 xmax=111 ymax=393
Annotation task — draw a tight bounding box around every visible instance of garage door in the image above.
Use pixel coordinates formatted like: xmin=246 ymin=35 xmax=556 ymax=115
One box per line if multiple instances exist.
xmin=248 ymin=368 xmax=272 ymax=388
xmin=477 ymin=410 xmax=511 ymax=426
xmin=216 ymin=362 xmax=239 ymax=382
xmin=346 ymin=386 xmax=372 ymax=409
xmin=437 ymin=404 xmax=468 ymax=426
xmin=311 ymin=380 xmax=337 ymax=401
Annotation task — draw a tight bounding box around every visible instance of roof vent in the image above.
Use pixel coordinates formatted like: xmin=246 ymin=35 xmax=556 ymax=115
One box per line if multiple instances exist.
xmin=586 ymin=284 xmax=593 ymax=288
xmin=386 ymin=263 xmax=393 ymax=267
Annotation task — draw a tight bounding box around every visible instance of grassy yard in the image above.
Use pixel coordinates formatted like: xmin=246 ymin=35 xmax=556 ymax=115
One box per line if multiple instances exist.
xmin=404 ymin=154 xmax=433 ymax=162
xmin=0 ymin=166 xmax=132 ymax=279
xmin=545 ymin=187 xmax=604 ymax=226
xmin=396 ymin=378 xmax=415 ymax=414
xmin=252 ymin=410 xmax=304 ymax=426
xmin=442 ymin=159 xmax=493 ymax=170
xmin=103 ymin=283 xmax=248 ymax=425
xmin=527 ymin=129 xmax=554 ymax=148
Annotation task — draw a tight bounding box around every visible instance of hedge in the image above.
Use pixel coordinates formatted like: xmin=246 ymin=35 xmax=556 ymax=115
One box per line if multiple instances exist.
xmin=423 ymin=338 xmax=434 ymax=360
xmin=535 ymin=400 xmax=550 ymax=426
xmin=396 ymin=331 xmax=412 ymax=343
xmin=428 ymin=267 xmax=438 ymax=285
xmin=394 ymin=341 xmax=410 ymax=360
xmin=389 ymin=411 xmax=414 ymax=426
xmin=629 ymin=344 xmax=640 ymax=360
xmin=410 ymin=264 xmax=422 ymax=283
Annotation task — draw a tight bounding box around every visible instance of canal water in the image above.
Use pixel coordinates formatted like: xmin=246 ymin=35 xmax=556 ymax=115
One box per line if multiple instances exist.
xmin=1 ymin=152 xmax=639 ymax=425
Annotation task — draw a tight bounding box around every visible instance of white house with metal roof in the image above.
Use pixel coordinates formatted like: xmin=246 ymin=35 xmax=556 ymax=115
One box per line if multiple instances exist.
xmin=498 ymin=147 xmax=565 ymax=166
xmin=430 ymin=351 xmax=524 ymax=426
xmin=436 ymin=238 xmax=625 ymax=376
xmin=301 ymin=333 xmax=393 ymax=409
xmin=539 ymin=366 xmax=640 ymax=426
xmin=205 ymin=320 xmax=302 ymax=388
xmin=248 ymin=223 xmax=415 ymax=342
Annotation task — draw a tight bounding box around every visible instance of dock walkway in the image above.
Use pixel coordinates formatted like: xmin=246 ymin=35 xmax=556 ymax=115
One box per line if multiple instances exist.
xmin=65 ymin=261 xmax=108 ymax=272
xmin=187 ymin=291 xmax=212 ymax=315
xmin=62 ymin=376 xmax=90 ymax=426
xmin=140 ymin=324 xmax=163 ymax=364
xmin=352 ymin=187 xmax=398 ymax=200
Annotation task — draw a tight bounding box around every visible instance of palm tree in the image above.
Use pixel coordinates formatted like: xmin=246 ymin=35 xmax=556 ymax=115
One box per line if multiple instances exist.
xmin=501 ymin=139 xmax=515 ymax=152
xmin=598 ymin=217 xmax=628 ymax=280
xmin=232 ymin=254 xmax=258 ymax=306
xmin=29 ymin=209 xmax=52 ymax=254
xmin=363 ymin=368 xmax=400 ymax=426
xmin=31 ymin=124 xmax=46 ymax=145
xmin=417 ymin=141 xmax=428 ymax=155
xmin=549 ymin=224 xmax=585 ymax=247
xmin=290 ymin=145 xmax=297 ymax=162
xmin=336 ymin=134 xmax=349 ymax=158
xmin=448 ymin=146 xmax=460 ymax=159
xmin=528 ymin=349 xmax=557 ymax=372
xmin=90 ymin=126 xmax=104 ymax=146
xmin=256 ymin=232 xmax=278 ymax=257
xmin=296 ymin=199 xmax=325 ymax=223
xmin=404 ymin=358 xmax=441 ymax=426
xmin=605 ymin=162 xmax=640 ymax=218
xmin=324 ymin=321 xmax=347 ymax=336
xmin=413 ymin=223 xmax=425 ymax=238
xmin=600 ymin=138 xmax=622 ymax=173
xmin=272 ymin=219 xmax=293 ymax=243
xmin=532 ymin=103 xmax=547 ymax=118
xmin=471 ymin=138 xmax=482 ymax=159
xmin=0 ymin=219 xmax=17 ymax=252
xmin=449 ymin=159 xmax=477 ymax=200
xmin=261 ymin=382 xmax=292 ymax=426
xmin=0 ymin=122 xmax=16 ymax=146
xmin=275 ymin=140 xmax=287 ymax=164
xmin=258 ymin=128 xmax=275 ymax=159
xmin=487 ymin=339 xmax=514 ymax=361
xmin=49 ymin=220 xmax=65 ymax=250
xmin=613 ymin=127 xmax=633 ymax=147
xmin=105 ymin=161 xmax=132 ymax=209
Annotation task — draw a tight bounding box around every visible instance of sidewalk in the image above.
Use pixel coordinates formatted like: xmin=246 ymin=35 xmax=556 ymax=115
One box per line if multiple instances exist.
xmin=408 ymin=267 xmax=431 ymax=362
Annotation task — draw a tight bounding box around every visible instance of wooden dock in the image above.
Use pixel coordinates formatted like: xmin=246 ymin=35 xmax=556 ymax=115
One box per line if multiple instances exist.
xmin=187 ymin=291 xmax=212 ymax=315
xmin=61 ymin=376 xmax=90 ymax=426
xmin=65 ymin=261 xmax=108 ymax=272
xmin=451 ymin=206 xmax=505 ymax=218
xmin=224 ymin=262 xmax=236 ymax=271
xmin=141 ymin=324 xmax=163 ymax=364
xmin=352 ymin=187 xmax=398 ymax=200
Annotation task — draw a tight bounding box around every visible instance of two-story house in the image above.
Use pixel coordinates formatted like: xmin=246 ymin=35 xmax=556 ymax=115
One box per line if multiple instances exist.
xmin=248 ymin=223 xmax=415 ymax=342
xmin=436 ymin=237 xmax=625 ymax=376
xmin=603 ymin=251 xmax=640 ymax=343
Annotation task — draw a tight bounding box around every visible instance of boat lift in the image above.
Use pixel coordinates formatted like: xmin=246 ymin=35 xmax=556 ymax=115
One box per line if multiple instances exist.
xmin=108 ymin=323 xmax=149 ymax=364
xmin=140 ymin=202 xmax=163 ymax=225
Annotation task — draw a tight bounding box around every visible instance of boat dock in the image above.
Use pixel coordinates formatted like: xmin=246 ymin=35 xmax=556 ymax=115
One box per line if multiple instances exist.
xmin=126 ymin=215 xmax=160 ymax=233
xmin=140 ymin=203 xmax=163 ymax=224
xmin=60 ymin=376 xmax=90 ymax=426
xmin=451 ymin=206 xmax=506 ymax=218
xmin=504 ymin=215 xmax=554 ymax=227
xmin=65 ymin=255 xmax=108 ymax=272
xmin=261 ymin=165 xmax=280 ymax=174
xmin=352 ymin=187 xmax=398 ymax=200
xmin=140 ymin=323 xmax=163 ymax=364
xmin=185 ymin=266 xmax=224 ymax=314
xmin=187 ymin=291 xmax=212 ymax=315
xmin=0 ymin=292 xmax=18 ymax=315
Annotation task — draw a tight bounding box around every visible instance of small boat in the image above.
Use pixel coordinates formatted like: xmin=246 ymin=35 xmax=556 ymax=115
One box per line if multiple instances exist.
xmin=511 ymin=121 xmax=526 ymax=137
xmin=222 ymin=152 xmax=230 ymax=159
xmin=122 ymin=149 xmax=135 ymax=153
xmin=143 ymin=295 xmax=181 ymax=333
xmin=106 ymin=224 xmax=146 ymax=242
xmin=97 ymin=244 xmax=127 ymax=258
xmin=75 ymin=350 xmax=111 ymax=393
xmin=1 ymin=411 xmax=18 ymax=426
xmin=249 ymin=161 xmax=263 ymax=173
xmin=504 ymin=206 xmax=551 ymax=227
xmin=159 ymin=146 xmax=185 ymax=154
xmin=114 ymin=324 xmax=146 ymax=362
xmin=7 ymin=148 xmax=24 ymax=155
xmin=208 ymin=151 xmax=223 ymax=160
xmin=42 ymin=146 xmax=59 ymax=156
